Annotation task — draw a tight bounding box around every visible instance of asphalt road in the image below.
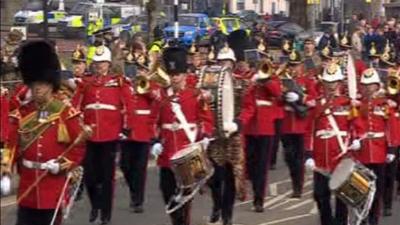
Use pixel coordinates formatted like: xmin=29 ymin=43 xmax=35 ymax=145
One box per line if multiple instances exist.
xmin=1 ymin=152 xmax=399 ymax=225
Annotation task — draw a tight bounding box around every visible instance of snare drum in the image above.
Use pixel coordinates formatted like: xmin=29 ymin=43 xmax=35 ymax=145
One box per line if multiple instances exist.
xmin=329 ymin=158 xmax=376 ymax=207
xmin=198 ymin=65 xmax=235 ymax=138
xmin=170 ymin=142 xmax=214 ymax=189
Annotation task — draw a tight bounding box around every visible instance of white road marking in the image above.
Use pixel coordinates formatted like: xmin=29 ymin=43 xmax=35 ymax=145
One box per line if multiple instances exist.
xmin=234 ymin=196 xmax=272 ymax=207
xmin=269 ymin=183 xmax=278 ymax=196
xmin=268 ymin=198 xmax=298 ymax=210
xmin=257 ymin=213 xmax=313 ymax=225
xmin=263 ymin=180 xmax=312 ymax=209
xmin=309 ymin=203 xmax=318 ymax=214
xmin=284 ymin=199 xmax=314 ymax=210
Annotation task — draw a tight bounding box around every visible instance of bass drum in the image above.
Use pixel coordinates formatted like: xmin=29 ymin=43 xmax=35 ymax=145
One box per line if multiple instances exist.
xmin=198 ymin=65 xmax=235 ymax=138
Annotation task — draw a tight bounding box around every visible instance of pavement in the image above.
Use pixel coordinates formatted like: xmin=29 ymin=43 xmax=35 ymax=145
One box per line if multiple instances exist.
xmin=1 ymin=152 xmax=399 ymax=225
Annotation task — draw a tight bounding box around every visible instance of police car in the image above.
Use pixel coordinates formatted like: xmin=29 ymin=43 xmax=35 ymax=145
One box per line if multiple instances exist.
xmin=13 ymin=0 xmax=76 ymax=33
xmin=57 ymin=0 xmax=138 ymax=38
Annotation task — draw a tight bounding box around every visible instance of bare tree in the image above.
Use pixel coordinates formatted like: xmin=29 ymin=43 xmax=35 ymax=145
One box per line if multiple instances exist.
xmin=146 ymin=0 xmax=158 ymax=43
xmin=288 ymin=0 xmax=308 ymax=29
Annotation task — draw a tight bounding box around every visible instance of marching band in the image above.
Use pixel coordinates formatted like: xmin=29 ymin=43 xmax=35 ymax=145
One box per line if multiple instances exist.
xmin=0 ymin=23 xmax=399 ymax=225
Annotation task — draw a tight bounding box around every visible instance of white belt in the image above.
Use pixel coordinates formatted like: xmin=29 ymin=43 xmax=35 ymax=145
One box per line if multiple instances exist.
xmin=22 ymin=159 xmax=47 ymax=170
xmin=256 ymin=100 xmax=272 ymax=106
xmin=316 ymin=130 xmax=348 ymax=139
xmin=333 ymin=111 xmax=350 ymax=116
xmin=373 ymin=111 xmax=386 ymax=117
xmin=161 ymin=123 xmax=197 ymax=132
xmin=85 ymin=103 xmax=117 ymax=111
xmin=135 ymin=110 xmax=151 ymax=115
xmin=284 ymin=106 xmax=294 ymax=111
xmin=365 ymin=132 xmax=385 ymax=139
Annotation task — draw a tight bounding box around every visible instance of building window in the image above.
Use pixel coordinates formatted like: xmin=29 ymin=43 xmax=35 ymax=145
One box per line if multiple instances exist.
xmin=237 ymin=0 xmax=245 ymax=11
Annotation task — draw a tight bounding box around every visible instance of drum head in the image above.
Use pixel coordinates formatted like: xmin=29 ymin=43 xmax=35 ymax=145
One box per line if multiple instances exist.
xmin=198 ymin=66 xmax=235 ymax=138
xmin=329 ymin=158 xmax=356 ymax=190
xmin=218 ymin=68 xmax=234 ymax=138
xmin=171 ymin=142 xmax=203 ymax=161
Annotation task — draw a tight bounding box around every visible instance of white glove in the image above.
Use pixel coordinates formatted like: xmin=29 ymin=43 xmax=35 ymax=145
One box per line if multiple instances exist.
xmin=387 ymin=99 xmax=398 ymax=108
xmin=348 ymin=139 xmax=362 ymax=151
xmin=151 ymin=143 xmax=164 ymax=158
xmin=201 ymin=137 xmax=210 ymax=149
xmin=119 ymin=133 xmax=128 ymax=140
xmin=223 ymin=121 xmax=238 ymax=135
xmin=285 ymin=92 xmax=300 ymax=103
xmin=306 ymin=99 xmax=316 ymax=107
xmin=44 ymin=159 xmax=61 ymax=175
xmin=386 ymin=154 xmax=395 ymax=163
xmin=0 ymin=175 xmax=11 ymax=195
xmin=305 ymin=159 xmax=315 ymax=172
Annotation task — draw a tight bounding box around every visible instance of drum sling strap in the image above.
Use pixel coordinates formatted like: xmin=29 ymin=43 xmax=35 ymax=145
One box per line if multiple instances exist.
xmin=323 ymin=98 xmax=348 ymax=153
xmin=168 ymin=88 xmax=197 ymax=144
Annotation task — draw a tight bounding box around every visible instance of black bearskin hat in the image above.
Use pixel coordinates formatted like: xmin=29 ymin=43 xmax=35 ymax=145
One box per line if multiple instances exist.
xmin=163 ymin=47 xmax=188 ymax=74
xmin=17 ymin=41 xmax=61 ymax=91
xmin=227 ymin=29 xmax=250 ymax=61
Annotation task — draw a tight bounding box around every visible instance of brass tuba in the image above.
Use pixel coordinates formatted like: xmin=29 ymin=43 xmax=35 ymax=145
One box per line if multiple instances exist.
xmin=387 ymin=72 xmax=400 ymax=95
xmin=134 ymin=61 xmax=171 ymax=94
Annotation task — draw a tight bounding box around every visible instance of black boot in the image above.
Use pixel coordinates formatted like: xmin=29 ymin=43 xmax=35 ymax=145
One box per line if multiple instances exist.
xmin=89 ymin=208 xmax=99 ymax=223
xmin=223 ymin=217 xmax=233 ymax=225
xmin=209 ymin=207 xmax=221 ymax=223
xmin=100 ymin=210 xmax=111 ymax=225
xmin=253 ymin=198 xmax=264 ymax=213
xmin=222 ymin=209 xmax=233 ymax=225
xmin=383 ymin=207 xmax=392 ymax=217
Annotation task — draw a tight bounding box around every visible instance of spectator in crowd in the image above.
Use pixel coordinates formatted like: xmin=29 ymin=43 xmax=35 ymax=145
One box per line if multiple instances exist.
xmin=317 ymin=28 xmax=337 ymax=50
xmin=348 ymin=13 xmax=360 ymax=35
xmin=352 ymin=26 xmax=364 ymax=58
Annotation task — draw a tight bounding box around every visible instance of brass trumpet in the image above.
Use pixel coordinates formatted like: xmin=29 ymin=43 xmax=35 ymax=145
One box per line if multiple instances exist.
xmin=134 ymin=63 xmax=170 ymax=94
xmin=387 ymin=74 xmax=400 ymax=95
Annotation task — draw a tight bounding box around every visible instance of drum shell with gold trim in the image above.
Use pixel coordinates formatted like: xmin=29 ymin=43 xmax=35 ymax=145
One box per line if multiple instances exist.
xmin=329 ymin=158 xmax=376 ymax=207
xmin=170 ymin=142 xmax=214 ymax=189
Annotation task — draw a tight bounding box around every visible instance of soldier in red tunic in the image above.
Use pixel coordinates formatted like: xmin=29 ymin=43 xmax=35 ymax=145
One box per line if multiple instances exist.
xmin=3 ymin=41 xmax=86 ymax=225
xmin=350 ymin=68 xmax=396 ymax=225
xmin=120 ymin=58 xmax=162 ymax=213
xmin=379 ymin=49 xmax=400 ymax=217
xmin=150 ymin=47 xmax=213 ymax=225
xmin=0 ymin=85 xmax=9 ymax=149
xmin=280 ymin=49 xmax=318 ymax=198
xmin=305 ymin=63 xmax=350 ymax=225
xmin=238 ymin=59 xmax=282 ymax=212
xmin=72 ymin=45 xmax=132 ymax=224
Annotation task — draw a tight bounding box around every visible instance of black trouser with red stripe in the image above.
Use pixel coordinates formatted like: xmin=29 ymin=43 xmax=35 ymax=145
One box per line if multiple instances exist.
xmin=270 ymin=119 xmax=283 ymax=168
xmin=364 ymin=164 xmax=385 ymax=225
xmin=160 ymin=168 xmax=191 ymax=225
xmin=383 ymin=146 xmax=399 ymax=211
xmin=245 ymin=135 xmax=272 ymax=205
xmin=281 ymin=134 xmax=305 ymax=194
xmin=208 ymin=162 xmax=236 ymax=223
xmin=16 ymin=206 xmax=61 ymax=225
xmin=84 ymin=141 xmax=117 ymax=221
xmin=120 ymin=140 xmax=150 ymax=207
xmin=313 ymin=172 xmax=348 ymax=225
